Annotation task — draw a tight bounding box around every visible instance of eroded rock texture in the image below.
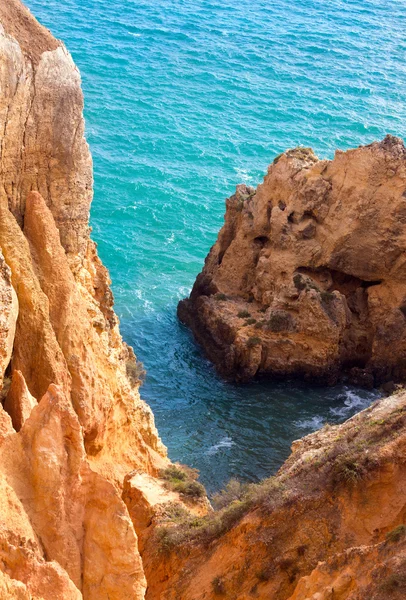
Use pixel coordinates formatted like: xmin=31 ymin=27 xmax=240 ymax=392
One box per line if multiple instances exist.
xmin=0 ymin=1 xmax=168 ymax=598
xmin=143 ymin=391 xmax=406 ymax=600
xmin=179 ymin=137 xmax=406 ymax=385
xmin=0 ymin=2 xmax=405 ymax=599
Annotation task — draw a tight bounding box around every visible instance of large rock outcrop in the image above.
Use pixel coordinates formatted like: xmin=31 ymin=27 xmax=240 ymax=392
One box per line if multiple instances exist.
xmin=179 ymin=136 xmax=406 ymax=385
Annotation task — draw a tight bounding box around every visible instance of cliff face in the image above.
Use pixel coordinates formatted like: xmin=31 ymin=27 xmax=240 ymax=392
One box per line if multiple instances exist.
xmin=143 ymin=391 xmax=406 ymax=600
xmin=179 ymin=137 xmax=406 ymax=385
xmin=0 ymin=2 xmax=168 ymax=598
xmin=0 ymin=3 xmax=405 ymax=600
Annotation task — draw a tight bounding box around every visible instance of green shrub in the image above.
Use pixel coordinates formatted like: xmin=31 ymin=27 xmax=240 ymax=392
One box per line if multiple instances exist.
xmin=254 ymin=321 xmax=263 ymax=329
xmin=160 ymin=502 xmax=190 ymax=523
xmin=293 ymin=273 xmax=319 ymax=292
xmin=237 ymin=310 xmax=251 ymax=318
xmin=175 ymin=480 xmax=206 ymax=498
xmin=386 ymin=524 xmax=406 ymax=543
xmin=268 ymin=310 xmax=295 ymax=333
xmin=245 ymin=318 xmax=257 ymax=325
xmin=379 ymin=572 xmax=406 ymax=592
xmin=256 ymin=565 xmax=275 ymax=582
xmin=293 ymin=273 xmax=307 ymax=291
xmin=212 ymin=479 xmax=249 ymax=510
xmin=320 ymin=291 xmax=335 ymax=304
xmin=159 ymin=465 xmax=205 ymax=499
xmin=247 ymin=336 xmax=261 ymax=348
xmin=331 ymin=455 xmax=364 ymax=486
xmin=160 ymin=465 xmax=188 ymax=482
xmin=215 ymin=293 xmax=227 ymax=301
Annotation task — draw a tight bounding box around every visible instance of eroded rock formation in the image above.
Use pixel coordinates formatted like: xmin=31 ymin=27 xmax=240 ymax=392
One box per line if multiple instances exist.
xmin=143 ymin=390 xmax=406 ymax=600
xmin=0 ymin=2 xmax=172 ymax=598
xmin=179 ymin=137 xmax=406 ymax=386
xmin=0 ymin=2 xmax=405 ymax=599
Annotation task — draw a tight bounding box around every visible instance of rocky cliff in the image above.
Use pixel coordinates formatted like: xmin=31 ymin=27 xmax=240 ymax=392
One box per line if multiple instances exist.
xmin=143 ymin=390 xmax=406 ymax=599
xmin=179 ymin=137 xmax=406 ymax=386
xmin=0 ymin=2 xmax=170 ymax=598
xmin=0 ymin=2 xmax=405 ymax=600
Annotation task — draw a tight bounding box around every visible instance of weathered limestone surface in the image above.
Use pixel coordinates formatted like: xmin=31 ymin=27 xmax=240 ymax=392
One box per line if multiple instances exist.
xmin=0 ymin=1 xmax=167 ymax=598
xmin=143 ymin=391 xmax=406 ymax=600
xmin=0 ymin=2 xmax=405 ymax=600
xmin=179 ymin=137 xmax=406 ymax=386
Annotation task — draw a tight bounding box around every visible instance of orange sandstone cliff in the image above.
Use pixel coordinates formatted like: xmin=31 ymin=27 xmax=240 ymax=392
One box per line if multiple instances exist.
xmin=0 ymin=2 xmax=170 ymax=598
xmin=0 ymin=2 xmax=405 ymax=600
xmin=178 ymin=137 xmax=406 ymax=386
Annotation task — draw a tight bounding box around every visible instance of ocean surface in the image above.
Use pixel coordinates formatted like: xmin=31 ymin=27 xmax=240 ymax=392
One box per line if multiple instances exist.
xmin=25 ymin=0 xmax=404 ymax=492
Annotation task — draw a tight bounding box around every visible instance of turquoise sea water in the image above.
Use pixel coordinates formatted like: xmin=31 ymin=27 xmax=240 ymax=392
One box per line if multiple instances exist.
xmin=25 ymin=0 xmax=404 ymax=491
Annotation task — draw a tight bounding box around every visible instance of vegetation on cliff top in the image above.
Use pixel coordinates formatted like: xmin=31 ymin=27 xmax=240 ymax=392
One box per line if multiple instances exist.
xmin=154 ymin=394 xmax=406 ymax=553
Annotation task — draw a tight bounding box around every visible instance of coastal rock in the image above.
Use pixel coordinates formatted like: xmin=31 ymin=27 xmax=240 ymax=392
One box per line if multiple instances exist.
xmin=0 ymin=383 xmax=146 ymax=599
xmin=0 ymin=1 xmax=167 ymax=597
xmin=179 ymin=137 xmax=406 ymax=384
xmin=143 ymin=390 xmax=406 ymax=599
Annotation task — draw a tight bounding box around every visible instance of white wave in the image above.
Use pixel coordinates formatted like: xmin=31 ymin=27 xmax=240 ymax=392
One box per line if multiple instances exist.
xmin=164 ymin=232 xmax=175 ymax=245
xmin=329 ymin=389 xmax=373 ymax=419
xmin=128 ymin=32 xmax=142 ymax=37
xmin=206 ymin=436 xmax=235 ymax=456
xmin=234 ymin=167 xmax=254 ymax=184
xmin=294 ymin=415 xmax=325 ymax=431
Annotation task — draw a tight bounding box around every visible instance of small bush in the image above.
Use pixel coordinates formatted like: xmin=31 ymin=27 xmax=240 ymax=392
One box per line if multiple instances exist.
xmin=254 ymin=321 xmax=264 ymax=329
xmin=160 ymin=465 xmax=188 ymax=482
xmin=212 ymin=479 xmax=248 ymax=510
xmin=238 ymin=310 xmax=251 ymax=318
xmin=245 ymin=318 xmax=257 ymax=325
xmin=296 ymin=544 xmax=307 ymax=557
xmin=268 ymin=310 xmax=296 ymax=333
xmin=386 ymin=524 xmax=406 ymax=543
xmin=259 ymin=306 xmax=269 ymax=313
xmin=293 ymin=273 xmax=307 ymax=291
xmin=160 ymin=502 xmax=190 ymax=523
xmin=159 ymin=465 xmax=205 ymax=499
xmin=293 ymin=273 xmax=319 ymax=292
xmin=256 ymin=565 xmax=275 ymax=582
xmin=212 ymin=576 xmax=226 ymax=595
xmin=126 ymin=359 xmax=146 ymax=386
xmin=331 ymin=455 xmax=365 ymax=486
xmin=175 ymin=480 xmax=206 ymax=498
xmin=215 ymin=293 xmax=227 ymax=301
xmin=247 ymin=336 xmax=261 ymax=348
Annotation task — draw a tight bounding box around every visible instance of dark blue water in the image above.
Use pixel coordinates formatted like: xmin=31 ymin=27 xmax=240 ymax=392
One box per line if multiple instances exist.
xmin=24 ymin=0 xmax=400 ymax=490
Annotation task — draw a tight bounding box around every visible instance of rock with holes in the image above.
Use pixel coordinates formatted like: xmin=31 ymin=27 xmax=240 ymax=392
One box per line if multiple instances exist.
xmin=178 ymin=136 xmax=406 ymax=385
